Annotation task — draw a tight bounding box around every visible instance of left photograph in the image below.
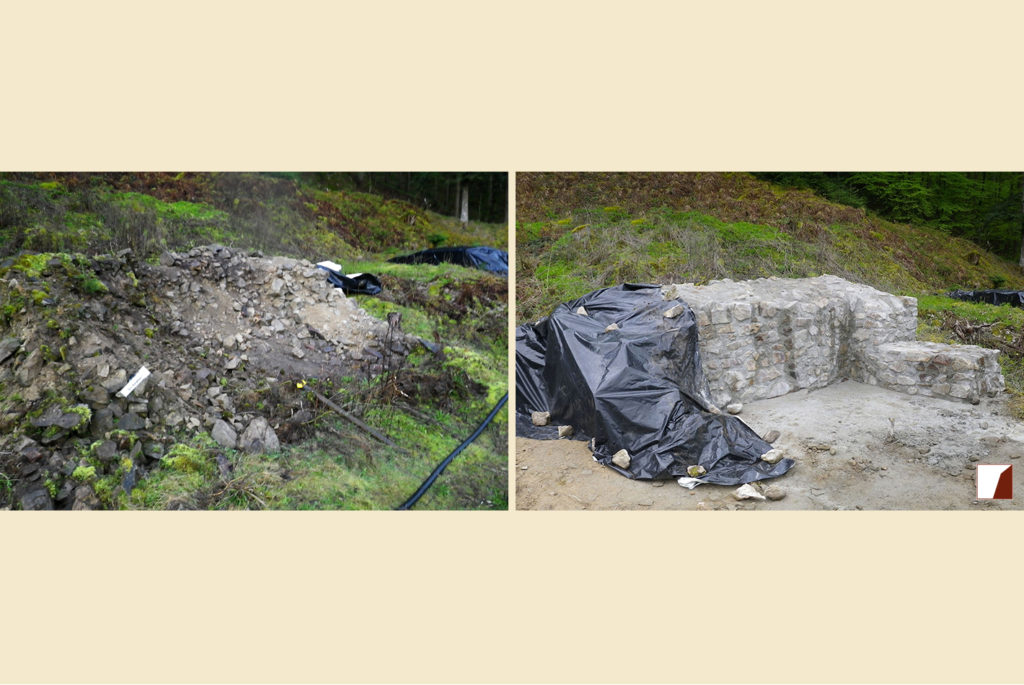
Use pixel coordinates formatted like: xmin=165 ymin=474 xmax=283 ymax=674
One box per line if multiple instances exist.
xmin=0 ymin=172 xmax=508 ymax=510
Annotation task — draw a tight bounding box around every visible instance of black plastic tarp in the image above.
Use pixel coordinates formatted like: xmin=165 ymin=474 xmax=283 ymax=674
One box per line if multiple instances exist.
xmin=516 ymin=284 xmax=794 ymax=485
xmin=389 ymin=246 xmax=508 ymax=274
xmin=946 ymin=289 xmax=1024 ymax=308
xmin=316 ymin=263 xmax=383 ymax=295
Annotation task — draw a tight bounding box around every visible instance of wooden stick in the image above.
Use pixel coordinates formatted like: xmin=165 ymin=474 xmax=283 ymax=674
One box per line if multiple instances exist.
xmin=310 ymin=389 xmax=409 ymax=454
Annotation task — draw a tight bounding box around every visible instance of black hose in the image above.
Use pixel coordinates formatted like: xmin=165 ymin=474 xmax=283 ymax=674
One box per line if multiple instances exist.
xmin=396 ymin=392 xmax=508 ymax=510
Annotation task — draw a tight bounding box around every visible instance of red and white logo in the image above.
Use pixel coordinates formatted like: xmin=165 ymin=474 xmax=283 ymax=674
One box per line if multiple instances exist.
xmin=977 ymin=464 xmax=1013 ymax=500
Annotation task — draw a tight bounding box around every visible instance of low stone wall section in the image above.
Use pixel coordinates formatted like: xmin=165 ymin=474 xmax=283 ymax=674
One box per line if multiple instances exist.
xmin=864 ymin=341 xmax=1004 ymax=403
xmin=661 ymin=275 xmax=1003 ymax=406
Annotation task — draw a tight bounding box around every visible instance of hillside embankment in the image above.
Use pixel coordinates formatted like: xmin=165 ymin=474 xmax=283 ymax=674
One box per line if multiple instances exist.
xmin=1 ymin=173 xmax=508 ymax=510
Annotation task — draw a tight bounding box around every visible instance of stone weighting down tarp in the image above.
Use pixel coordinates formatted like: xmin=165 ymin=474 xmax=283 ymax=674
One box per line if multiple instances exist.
xmin=516 ymin=284 xmax=794 ymax=485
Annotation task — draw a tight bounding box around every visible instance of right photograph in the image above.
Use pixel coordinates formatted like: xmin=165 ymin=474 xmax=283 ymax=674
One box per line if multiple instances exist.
xmin=515 ymin=172 xmax=1024 ymax=510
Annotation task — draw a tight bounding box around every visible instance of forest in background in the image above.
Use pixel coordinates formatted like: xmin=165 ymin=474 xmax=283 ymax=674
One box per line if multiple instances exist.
xmin=273 ymin=172 xmax=508 ymax=224
xmin=756 ymin=172 xmax=1024 ymax=262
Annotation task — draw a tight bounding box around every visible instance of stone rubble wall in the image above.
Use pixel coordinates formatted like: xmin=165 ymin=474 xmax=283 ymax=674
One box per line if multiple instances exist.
xmin=863 ymin=341 xmax=1004 ymax=402
xmin=662 ymin=275 xmax=1003 ymax=406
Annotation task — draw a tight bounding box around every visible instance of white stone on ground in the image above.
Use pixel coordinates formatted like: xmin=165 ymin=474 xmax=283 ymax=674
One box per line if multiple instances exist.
xmin=733 ymin=484 xmax=766 ymax=501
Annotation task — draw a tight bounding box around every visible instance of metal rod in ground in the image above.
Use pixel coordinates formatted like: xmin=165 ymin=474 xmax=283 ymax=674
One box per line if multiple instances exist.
xmin=396 ymin=392 xmax=508 ymax=510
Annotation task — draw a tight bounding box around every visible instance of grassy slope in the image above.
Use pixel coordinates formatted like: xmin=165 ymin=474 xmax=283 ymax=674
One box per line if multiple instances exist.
xmin=517 ymin=172 xmax=1024 ymax=322
xmin=0 ymin=172 xmax=506 ymax=262
xmin=516 ymin=172 xmax=1024 ymax=417
xmin=0 ymin=173 xmax=508 ymax=510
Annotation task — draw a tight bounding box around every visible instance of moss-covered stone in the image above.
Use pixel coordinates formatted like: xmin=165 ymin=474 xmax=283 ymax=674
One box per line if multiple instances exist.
xmin=72 ymin=465 xmax=97 ymax=481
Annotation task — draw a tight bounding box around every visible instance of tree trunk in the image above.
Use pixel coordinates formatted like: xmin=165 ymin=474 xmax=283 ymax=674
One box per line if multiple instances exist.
xmin=487 ymin=174 xmax=494 ymax=222
xmin=1019 ymin=172 xmax=1024 ymax=268
xmin=460 ymin=184 xmax=470 ymax=227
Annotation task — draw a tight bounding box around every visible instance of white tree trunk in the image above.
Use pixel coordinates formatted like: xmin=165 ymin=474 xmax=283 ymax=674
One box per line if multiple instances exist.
xmin=460 ymin=184 xmax=470 ymax=227
xmin=1020 ymin=173 xmax=1024 ymax=268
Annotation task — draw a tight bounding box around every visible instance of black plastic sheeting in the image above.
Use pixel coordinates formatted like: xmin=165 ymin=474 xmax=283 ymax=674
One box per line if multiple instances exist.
xmin=317 ymin=264 xmax=383 ymax=296
xmin=516 ymin=284 xmax=794 ymax=485
xmin=389 ymin=246 xmax=508 ymax=274
xmin=946 ymin=289 xmax=1024 ymax=308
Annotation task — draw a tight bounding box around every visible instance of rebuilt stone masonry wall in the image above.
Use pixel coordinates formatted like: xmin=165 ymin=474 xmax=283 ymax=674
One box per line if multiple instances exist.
xmin=662 ymin=275 xmax=1004 ymax=407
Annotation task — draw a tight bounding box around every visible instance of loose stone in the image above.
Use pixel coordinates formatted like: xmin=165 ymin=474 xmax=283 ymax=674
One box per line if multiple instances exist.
xmin=611 ymin=449 xmax=631 ymax=469
xmin=733 ymin=484 xmax=766 ymax=501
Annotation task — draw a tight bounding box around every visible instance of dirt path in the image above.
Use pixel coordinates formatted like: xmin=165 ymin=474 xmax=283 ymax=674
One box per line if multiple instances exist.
xmin=515 ymin=381 xmax=1024 ymax=510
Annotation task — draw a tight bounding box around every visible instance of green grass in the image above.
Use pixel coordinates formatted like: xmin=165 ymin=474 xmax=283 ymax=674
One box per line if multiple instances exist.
xmin=518 ymin=204 xmax=1024 ymax=324
xmin=917 ymin=295 xmax=1024 ymax=327
xmin=916 ymin=295 xmax=1024 ymax=418
xmin=1 ymin=175 xmax=506 ymax=267
xmin=517 ymin=172 xmax=1024 ymax=321
xmin=125 ymin=408 xmax=506 ymax=510
xmin=519 ymin=209 xmax=838 ymax=321
xmin=358 ymin=297 xmax=437 ymax=340
xmin=110 ymin=191 xmax=230 ymax=225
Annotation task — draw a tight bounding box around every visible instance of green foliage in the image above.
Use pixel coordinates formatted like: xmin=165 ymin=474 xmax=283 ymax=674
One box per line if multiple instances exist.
xmin=126 ymin=408 xmax=505 ymax=510
xmin=10 ymin=252 xmax=53 ymax=278
xmin=441 ymin=345 xmax=508 ymax=412
xmin=0 ymin=173 xmax=506 ymax=266
xmin=67 ymin=404 xmax=92 ymax=432
xmin=519 ymin=209 xmax=828 ymax=321
xmin=76 ymin=274 xmax=108 ymax=295
xmin=0 ymin=471 xmax=12 ymax=506
xmin=107 ymin=429 xmax=137 ymax=449
xmin=758 ymin=172 xmax=1024 ymax=259
xmin=917 ymin=296 xmax=1024 ymax=327
xmin=313 ymin=189 xmax=437 ymax=251
xmin=72 ymin=465 xmax=97 ymax=482
xmin=319 ymin=172 xmax=508 ymax=223
xmin=517 ymin=173 xmax=1024 ymax=324
xmin=358 ymin=298 xmax=436 ymax=340
xmin=163 ymin=442 xmax=215 ymax=475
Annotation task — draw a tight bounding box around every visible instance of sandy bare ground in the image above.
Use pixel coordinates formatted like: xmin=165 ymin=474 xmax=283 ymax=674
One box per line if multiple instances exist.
xmin=515 ymin=381 xmax=1024 ymax=510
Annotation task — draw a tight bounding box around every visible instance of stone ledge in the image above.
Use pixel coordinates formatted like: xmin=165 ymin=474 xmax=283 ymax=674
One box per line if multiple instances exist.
xmin=863 ymin=341 xmax=1004 ymax=403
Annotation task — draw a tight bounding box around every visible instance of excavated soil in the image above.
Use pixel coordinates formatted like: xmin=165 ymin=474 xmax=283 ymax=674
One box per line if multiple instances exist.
xmin=516 ymin=381 xmax=1024 ymax=510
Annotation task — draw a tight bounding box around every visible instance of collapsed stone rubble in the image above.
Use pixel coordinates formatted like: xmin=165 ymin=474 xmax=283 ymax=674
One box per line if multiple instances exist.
xmin=0 ymin=244 xmax=410 ymax=510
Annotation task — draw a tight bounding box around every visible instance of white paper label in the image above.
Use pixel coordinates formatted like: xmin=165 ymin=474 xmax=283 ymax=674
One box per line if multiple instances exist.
xmin=117 ymin=366 xmax=151 ymax=398
xmin=316 ymin=260 xmax=344 ymax=273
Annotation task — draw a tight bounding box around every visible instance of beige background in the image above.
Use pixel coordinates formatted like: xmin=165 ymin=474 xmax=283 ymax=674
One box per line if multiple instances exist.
xmin=2 ymin=1 xmax=1024 ymax=682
